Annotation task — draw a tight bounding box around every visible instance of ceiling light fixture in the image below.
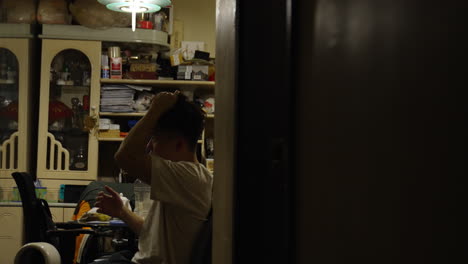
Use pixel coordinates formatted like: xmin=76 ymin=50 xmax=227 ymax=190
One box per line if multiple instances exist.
xmin=98 ymin=0 xmax=172 ymax=32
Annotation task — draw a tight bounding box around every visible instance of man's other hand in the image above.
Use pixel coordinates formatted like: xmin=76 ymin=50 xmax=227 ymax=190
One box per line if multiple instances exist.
xmin=95 ymin=186 xmax=124 ymax=218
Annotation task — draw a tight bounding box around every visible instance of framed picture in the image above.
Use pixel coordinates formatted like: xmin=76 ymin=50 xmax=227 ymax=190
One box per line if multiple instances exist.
xmin=154 ymin=5 xmax=174 ymax=35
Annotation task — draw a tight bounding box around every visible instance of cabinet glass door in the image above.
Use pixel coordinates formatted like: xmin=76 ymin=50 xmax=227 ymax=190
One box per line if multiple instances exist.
xmin=0 ymin=48 xmax=18 ymax=170
xmin=37 ymin=39 xmax=100 ymax=180
xmin=47 ymin=49 xmax=91 ymax=171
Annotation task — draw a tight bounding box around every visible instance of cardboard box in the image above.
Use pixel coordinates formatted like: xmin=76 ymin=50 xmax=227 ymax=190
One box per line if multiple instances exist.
xmin=126 ymin=71 xmax=158 ymax=80
xmin=130 ymin=63 xmax=157 ymax=72
xmin=99 ymin=130 xmax=121 ymax=138
xmin=177 ymin=65 xmax=209 ymax=81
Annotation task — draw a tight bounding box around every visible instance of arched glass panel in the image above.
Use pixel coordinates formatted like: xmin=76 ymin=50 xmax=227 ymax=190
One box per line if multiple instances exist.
xmin=48 ymin=49 xmax=91 ymax=171
xmin=0 ymin=48 xmax=19 ymax=169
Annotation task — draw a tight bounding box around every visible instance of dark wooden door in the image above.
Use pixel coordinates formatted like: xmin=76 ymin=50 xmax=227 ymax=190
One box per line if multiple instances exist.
xmin=234 ymin=0 xmax=465 ymax=263
xmin=295 ymin=1 xmax=466 ymax=263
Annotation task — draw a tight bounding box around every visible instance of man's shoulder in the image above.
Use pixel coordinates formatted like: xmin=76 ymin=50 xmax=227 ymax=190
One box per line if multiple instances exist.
xmin=179 ymin=162 xmax=213 ymax=184
xmin=151 ymin=155 xmax=212 ymax=184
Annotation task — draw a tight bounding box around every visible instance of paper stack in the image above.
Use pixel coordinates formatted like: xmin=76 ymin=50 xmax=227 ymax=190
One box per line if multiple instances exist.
xmin=100 ymin=85 xmax=151 ymax=112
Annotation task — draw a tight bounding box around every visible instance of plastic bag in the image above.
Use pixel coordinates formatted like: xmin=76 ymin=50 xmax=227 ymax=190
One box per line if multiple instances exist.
xmin=70 ymin=0 xmax=131 ymax=29
xmin=133 ymin=92 xmax=154 ymax=112
xmin=4 ymin=0 xmax=36 ymax=23
xmin=37 ymin=0 xmax=71 ymax=25
xmin=134 ymin=179 xmax=151 ymax=219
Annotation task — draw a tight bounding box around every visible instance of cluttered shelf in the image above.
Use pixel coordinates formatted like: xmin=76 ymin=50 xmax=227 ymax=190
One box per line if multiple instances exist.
xmin=100 ymin=79 xmax=215 ymax=89
xmin=0 ymin=80 xmax=16 ymax=85
xmin=99 ymin=112 xmax=146 ymax=117
xmin=99 ymin=112 xmax=215 ymax=118
xmin=98 ymin=138 xmax=205 ymax=143
xmin=98 ymin=137 xmax=125 ymax=142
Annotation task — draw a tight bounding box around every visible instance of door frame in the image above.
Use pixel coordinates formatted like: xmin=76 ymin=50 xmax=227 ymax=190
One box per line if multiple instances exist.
xmin=213 ymin=0 xmax=238 ymax=263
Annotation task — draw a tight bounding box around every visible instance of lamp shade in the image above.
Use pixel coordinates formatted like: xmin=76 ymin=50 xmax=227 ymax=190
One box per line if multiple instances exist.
xmin=98 ymin=0 xmax=171 ymax=13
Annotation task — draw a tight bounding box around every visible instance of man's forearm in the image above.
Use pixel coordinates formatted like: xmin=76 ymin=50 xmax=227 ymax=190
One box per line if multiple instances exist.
xmin=114 ymin=91 xmax=178 ymax=183
xmin=114 ymin=108 xmax=160 ymax=173
xmin=118 ymin=206 xmax=145 ymax=235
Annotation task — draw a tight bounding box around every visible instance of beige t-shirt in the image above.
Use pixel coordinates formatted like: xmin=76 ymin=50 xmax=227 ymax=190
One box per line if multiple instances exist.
xmin=132 ymin=155 xmax=213 ymax=264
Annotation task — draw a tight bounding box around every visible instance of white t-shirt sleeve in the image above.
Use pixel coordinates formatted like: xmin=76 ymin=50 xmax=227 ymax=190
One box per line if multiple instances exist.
xmin=150 ymin=154 xmax=212 ymax=218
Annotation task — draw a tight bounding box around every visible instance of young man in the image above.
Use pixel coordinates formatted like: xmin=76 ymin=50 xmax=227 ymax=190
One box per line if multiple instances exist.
xmin=94 ymin=91 xmax=213 ymax=264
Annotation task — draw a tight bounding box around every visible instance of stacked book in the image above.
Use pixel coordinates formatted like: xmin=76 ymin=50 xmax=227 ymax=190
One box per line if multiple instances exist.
xmin=100 ymin=85 xmax=151 ymax=112
xmin=100 ymin=85 xmax=135 ymax=112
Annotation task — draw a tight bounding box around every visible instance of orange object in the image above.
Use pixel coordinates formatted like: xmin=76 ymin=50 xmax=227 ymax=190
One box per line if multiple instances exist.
xmin=72 ymin=200 xmax=91 ymax=263
xmin=120 ymin=132 xmax=129 ymax=137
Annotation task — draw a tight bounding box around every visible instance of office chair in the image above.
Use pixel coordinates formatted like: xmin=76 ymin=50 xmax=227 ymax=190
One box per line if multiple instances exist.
xmin=12 ymin=172 xmax=95 ymax=264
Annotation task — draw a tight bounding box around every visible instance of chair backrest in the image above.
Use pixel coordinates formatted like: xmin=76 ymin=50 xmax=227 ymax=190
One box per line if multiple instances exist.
xmin=12 ymin=172 xmax=41 ymax=243
xmin=11 ymin=172 xmax=56 ymax=244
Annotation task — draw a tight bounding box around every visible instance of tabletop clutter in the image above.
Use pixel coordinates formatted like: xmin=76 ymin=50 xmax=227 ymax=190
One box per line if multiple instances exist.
xmin=75 ymin=181 xmax=151 ymax=225
xmin=78 ymin=192 xmax=132 ymax=224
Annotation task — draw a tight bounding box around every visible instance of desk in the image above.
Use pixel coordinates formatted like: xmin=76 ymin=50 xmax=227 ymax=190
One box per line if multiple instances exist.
xmin=57 ymin=220 xmax=128 ymax=228
xmin=56 ymin=220 xmax=138 ymax=258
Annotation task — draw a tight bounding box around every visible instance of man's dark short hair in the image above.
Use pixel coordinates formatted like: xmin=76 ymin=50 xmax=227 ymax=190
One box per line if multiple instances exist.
xmin=153 ymin=93 xmax=206 ymax=152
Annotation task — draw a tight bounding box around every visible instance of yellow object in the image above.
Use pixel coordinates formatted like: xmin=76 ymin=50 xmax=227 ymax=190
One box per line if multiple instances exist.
xmin=206 ymin=158 xmax=214 ymax=172
xmin=79 ymin=212 xmax=111 ymax=222
xmin=72 ymin=200 xmax=91 ymax=264
xmin=84 ymin=115 xmax=98 ymax=132
xmin=99 ymin=129 xmax=121 ymax=138
xmin=170 ymin=53 xmax=184 ymax=66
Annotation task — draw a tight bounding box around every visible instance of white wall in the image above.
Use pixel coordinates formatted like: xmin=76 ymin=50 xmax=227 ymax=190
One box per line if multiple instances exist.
xmin=174 ymin=0 xmax=216 ymax=57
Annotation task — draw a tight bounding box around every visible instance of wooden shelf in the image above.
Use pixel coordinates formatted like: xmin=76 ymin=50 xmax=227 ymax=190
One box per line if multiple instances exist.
xmin=98 ymin=137 xmax=125 ymax=142
xmin=101 ymin=79 xmax=215 ymax=89
xmin=101 ymin=138 xmax=204 ymax=143
xmin=0 ymin=79 xmax=16 ymax=84
xmin=99 ymin=112 xmax=146 ymax=117
xmin=40 ymin=25 xmax=169 ymax=47
xmin=99 ymin=113 xmax=214 ymax=118
xmin=0 ymin=23 xmax=35 ymax=38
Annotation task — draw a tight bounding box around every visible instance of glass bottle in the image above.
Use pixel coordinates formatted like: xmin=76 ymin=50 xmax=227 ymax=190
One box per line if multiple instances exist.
xmin=71 ymin=97 xmax=83 ymax=130
xmin=0 ymin=50 xmax=7 ymax=80
xmin=63 ymin=66 xmax=70 ymax=80
xmin=7 ymin=66 xmax=15 ymax=83
xmin=134 ymin=179 xmax=151 ymax=219
xmin=205 ymin=138 xmax=214 ymax=158
xmin=72 ymin=145 xmax=87 ymax=170
xmin=205 ymin=138 xmax=214 ymax=172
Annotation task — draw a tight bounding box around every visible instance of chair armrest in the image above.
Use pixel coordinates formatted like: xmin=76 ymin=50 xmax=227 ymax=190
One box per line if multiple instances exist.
xmin=56 ymin=222 xmax=88 ymax=229
xmin=47 ymin=229 xmax=95 ymax=236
